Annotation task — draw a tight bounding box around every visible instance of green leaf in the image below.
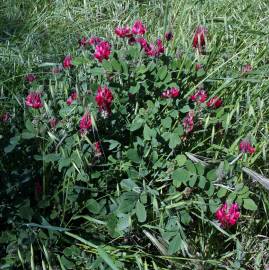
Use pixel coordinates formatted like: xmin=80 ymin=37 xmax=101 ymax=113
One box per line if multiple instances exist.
xmin=243 ymin=199 xmax=257 ymax=211
xmin=21 ymin=132 xmax=35 ymax=139
xmin=25 ymin=119 xmax=35 ymax=133
xmin=136 ymin=201 xmax=147 ymax=223
xmin=161 ymin=117 xmax=172 ymax=129
xmin=127 ymin=149 xmax=140 ymax=163
xmin=86 ymin=199 xmax=101 ymax=214
xmin=168 ymin=234 xmax=181 ymax=254
xmin=102 ymin=59 xmax=112 ymax=72
xmin=217 ymin=188 xmax=227 ymax=198
xmin=157 ymin=66 xmax=168 ymax=80
xmin=175 ymin=155 xmax=187 ymax=167
xmin=143 ymin=124 xmax=152 ymax=140
xmin=4 ymin=144 xmax=16 ymax=153
xmin=111 ymin=58 xmax=122 ymax=72
xmin=72 ymin=57 xmax=88 ymax=66
xmin=97 ymin=247 xmax=120 ymax=270
xmin=130 ymin=118 xmax=144 ymax=131
xmin=169 ymin=133 xmax=181 ymax=149
xmin=172 ymin=168 xmax=189 ymax=187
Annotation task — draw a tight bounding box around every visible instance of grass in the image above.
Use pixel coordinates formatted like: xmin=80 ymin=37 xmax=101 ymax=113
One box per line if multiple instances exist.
xmin=1 ymin=0 xmax=269 ymax=269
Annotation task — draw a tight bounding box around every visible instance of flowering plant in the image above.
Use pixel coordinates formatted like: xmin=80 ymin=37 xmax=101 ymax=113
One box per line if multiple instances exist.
xmin=0 ymin=19 xmax=260 ymax=269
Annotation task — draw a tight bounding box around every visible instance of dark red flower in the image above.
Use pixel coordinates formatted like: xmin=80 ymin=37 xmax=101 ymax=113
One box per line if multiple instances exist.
xmin=216 ymin=203 xmax=240 ymax=228
xmin=79 ymin=36 xmax=88 ymax=47
xmin=25 ymin=92 xmax=43 ymax=109
xmin=128 ymin=37 xmax=136 ymax=45
xmin=207 ymin=96 xmax=222 ymax=109
xmin=51 ymin=66 xmax=63 ymax=74
xmin=95 ymin=86 xmax=113 ymax=115
xmin=34 ymin=180 xmax=42 ymax=200
xmin=165 ymin=31 xmax=173 ymax=41
xmin=242 ymin=64 xmax=253 ymax=74
xmin=239 ymin=140 xmax=255 ymax=154
xmin=162 ymin=87 xmax=180 ymax=98
xmin=193 ymin=26 xmax=207 ymax=52
xmin=183 ymin=110 xmax=195 ymax=133
xmin=190 ymin=89 xmax=208 ymax=103
xmin=94 ymin=41 xmax=111 ymax=62
xmin=132 ymin=20 xmax=146 ymax=35
xmin=88 ymin=36 xmax=102 ymax=46
xmin=94 ymin=141 xmax=102 ymax=157
xmin=66 ymin=91 xmax=78 ymax=106
xmin=195 ymin=63 xmax=203 ymax=71
xmin=144 ymin=39 xmax=165 ymax=57
xmin=49 ymin=118 xmax=58 ymax=128
xmin=80 ymin=112 xmax=92 ymax=131
xmin=115 ymin=26 xmax=132 ymax=38
xmin=1 ymin=112 xmax=11 ymax=122
xmin=63 ymin=55 xmax=72 ymax=69
xmin=25 ymin=74 xmax=36 ymax=83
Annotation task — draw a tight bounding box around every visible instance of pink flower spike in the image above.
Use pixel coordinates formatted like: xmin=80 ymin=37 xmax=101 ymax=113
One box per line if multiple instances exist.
xmin=95 ymin=86 xmax=113 ymax=115
xmin=239 ymin=140 xmax=256 ymax=154
xmin=132 ymin=20 xmax=146 ymax=35
xmin=215 ymin=202 xmax=240 ymax=228
xmin=80 ymin=112 xmax=92 ymax=131
xmin=25 ymin=92 xmax=43 ymax=109
xmin=49 ymin=118 xmax=58 ymax=128
xmin=115 ymin=26 xmax=132 ymax=38
xmin=94 ymin=141 xmax=102 ymax=157
xmin=63 ymin=55 xmax=72 ymax=69
xmin=195 ymin=63 xmax=203 ymax=71
xmin=25 ymin=74 xmax=36 ymax=83
xmin=193 ymin=25 xmax=207 ymax=53
xmin=183 ymin=110 xmax=195 ymax=133
xmin=207 ymin=96 xmax=222 ymax=109
xmin=94 ymin=41 xmax=111 ymax=62
xmin=88 ymin=36 xmax=102 ymax=46
xmin=79 ymin=36 xmax=87 ymax=47
xmin=162 ymin=87 xmax=180 ymax=99
xmin=190 ymin=89 xmax=208 ymax=103
xmin=242 ymin=64 xmax=253 ymax=74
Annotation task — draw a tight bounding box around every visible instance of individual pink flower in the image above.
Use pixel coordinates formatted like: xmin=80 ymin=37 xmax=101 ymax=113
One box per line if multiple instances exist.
xmin=239 ymin=140 xmax=255 ymax=154
xmin=25 ymin=92 xmax=43 ymax=109
xmin=215 ymin=202 xmax=240 ymax=228
xmin=242 ymin=64 xmax=252 ymax=74
xmin=63 ymin=55 xmax=72 ymax=69
xmin=132 ymin=20 xmax=146 ymax=35
xmin=165 ymin=31 xmax=173 ymax=41
xmin=195 ymin=63 xmax=203 ymax=71
xmin=136 ymin=37 xmax=148 ymax=48
xmin=88 ymin=36 xmax=102 ymax=46
xmin=52 ymin=65 xmax=63 ymax=74
xmin=1 ymin=112 xmax=11 ymax=122
xmin=115 ymin=26 xmax=132 ymax=38
xmin=144 ymin=39 xmax=165 ymax=57
xmin=94 ymin=141 xmax=102 ymax=157
xmin=79 ymin=36 xmax=88 ymax=47
xmin=95 ymin=86 xmax=113 ymax=114
xmin=207 ymin=96 xmax=222 ymax=109
xmin=162 ymin=87 xmax=180 ymax=98
xmin=156 ymin=39 xmax=164 ymax=54
xmin=193 ymin=25 xmax=207 ymax=52
xmin=183 ymin=110 xmax=195 ymax=133
xmin=49 ymin=118 xmax=58 ymax=128
xmin=25 ymin=74 xmax=36 ymax=83
xmin=190 ymin=89 xmax=208 ymax=103
xmin=80 ymin=112 xmax=92 ymax=131
xmin=94 ymin=41 xmax=111 ymax=62
xmin=66 ymin=91 xmax=78 ymax=106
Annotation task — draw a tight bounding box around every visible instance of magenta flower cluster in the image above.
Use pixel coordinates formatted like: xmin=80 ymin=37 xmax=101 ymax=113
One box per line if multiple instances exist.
xmin=216 ymin=203 xmax=240 ymax=228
